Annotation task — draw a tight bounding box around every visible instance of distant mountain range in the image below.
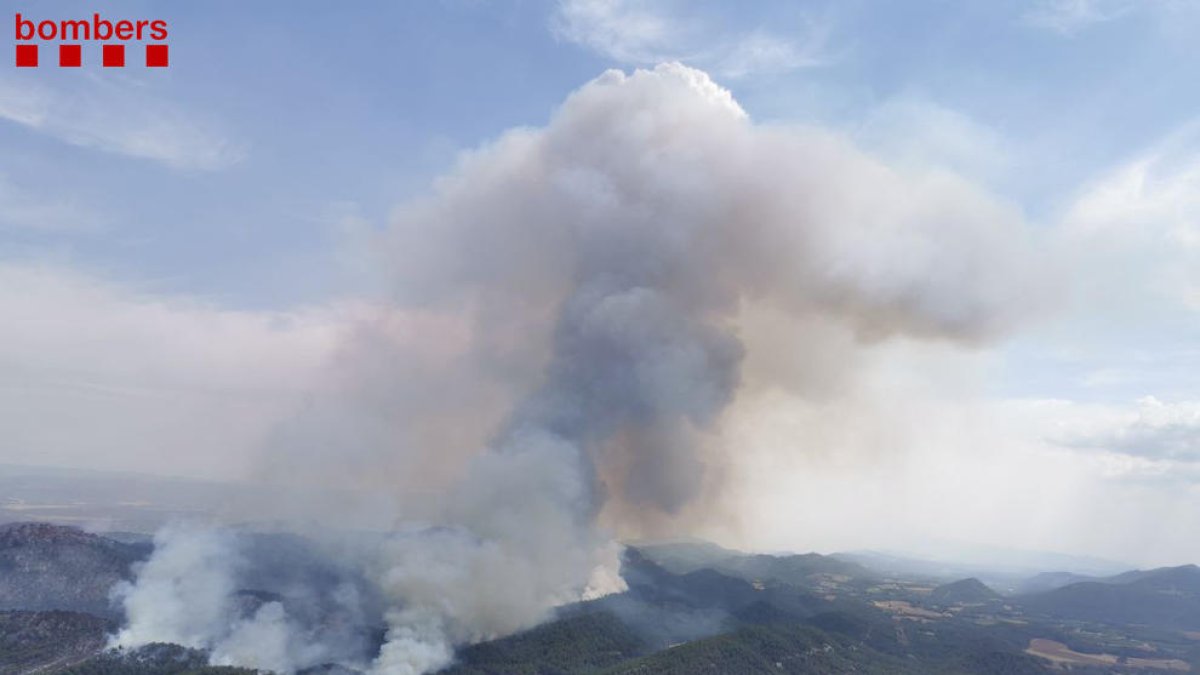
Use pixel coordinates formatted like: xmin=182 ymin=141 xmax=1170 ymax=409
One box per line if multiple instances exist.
xmin=1019 ymin=564 xmax=1200 ymax=630
xmin=1014 ymin=570 xmax=1096 ymax=595
xmin=928 ymin=578 xmax=1001 ymax=606
xmin=833 ymin=548 xmax=1131 ymax=593
xmin=635 ymin=540 xmax=876 ymax=584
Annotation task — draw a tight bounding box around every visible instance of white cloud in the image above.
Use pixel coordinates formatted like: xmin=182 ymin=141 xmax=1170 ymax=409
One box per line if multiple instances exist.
xmin=0 ymin=262 xmax=347 ymax=478
xmin=717 ymin=28 xmax=827 ymax=78
xmin=0 ymin=74 xmax=244 ymax=170
xmin=552 ymin=0 xmax=682 ymax=65
xmin=1056 ymin=396 xmax=1200 ymax=461
xmin=853 ymin=97 xmax=1015 ymax=184
xmin=716 ymin=378 xmax=1200 ymax=567
xmin=1062 ymin=123 xmax=1200 ymax=310
xmin=551 ymin=0 xmax=830 ymax=78
xmin=1023 ymin=0 xmax=1137 ymax=34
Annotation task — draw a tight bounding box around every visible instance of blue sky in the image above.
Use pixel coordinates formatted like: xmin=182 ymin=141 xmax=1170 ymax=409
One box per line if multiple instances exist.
xmin=3 ymin=0 xmax=1200 ymax=563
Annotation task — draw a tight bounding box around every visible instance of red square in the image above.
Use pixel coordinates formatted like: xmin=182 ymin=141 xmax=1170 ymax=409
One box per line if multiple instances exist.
xmin=59 ymin=44 xmax=81 ymax=67
xmin=145 ymin=44 xmax=168 ymax=68
xmin=15 ymin=44 xmax=37 ymax=67
xmin=102 ymin=44 xmax=125 ymax=67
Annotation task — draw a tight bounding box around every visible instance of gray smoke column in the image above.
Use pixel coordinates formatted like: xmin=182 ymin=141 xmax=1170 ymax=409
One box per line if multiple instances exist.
xmin=383 ymin=61 xmax=1035 ymax=513
xmin=363 ymin=62 xmax=1039 ymax=671
xmin=110 ymin=526 xmax=380 ymax=672
xmin=114 ymin=63 xmax=1043 ymax=674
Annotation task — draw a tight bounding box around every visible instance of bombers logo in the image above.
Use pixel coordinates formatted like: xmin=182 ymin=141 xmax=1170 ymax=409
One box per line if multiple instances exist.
xmin=14 ymin=13 xmax=169 ymax=67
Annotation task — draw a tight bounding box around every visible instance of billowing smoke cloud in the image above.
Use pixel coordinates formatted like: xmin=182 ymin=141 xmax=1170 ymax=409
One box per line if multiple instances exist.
xmin=111 ymin=525 xmax=380 ymax=672
xmin=112 ymin=63 xmax=1042 ymax=673
xmin=110 ymin=526 xmax=241 ymax=653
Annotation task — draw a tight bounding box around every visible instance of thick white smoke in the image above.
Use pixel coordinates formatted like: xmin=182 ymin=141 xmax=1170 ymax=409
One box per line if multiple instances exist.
xmin=109 ymin=526 xmax=343 ymax=672
xmin=110 ymin=526 xmax=240 ymax=652
xmin=113 ymin=63 xmax=1043 ymax=673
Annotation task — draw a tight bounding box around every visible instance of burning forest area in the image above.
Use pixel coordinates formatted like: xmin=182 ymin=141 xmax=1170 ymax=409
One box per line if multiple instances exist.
xmin=4 ymin=3 xmax=1200 ymax=674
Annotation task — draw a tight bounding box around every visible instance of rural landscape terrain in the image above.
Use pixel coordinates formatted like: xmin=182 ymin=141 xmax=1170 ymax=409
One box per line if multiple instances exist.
xmin=2 ymin=510 xmax=1198 ymax=674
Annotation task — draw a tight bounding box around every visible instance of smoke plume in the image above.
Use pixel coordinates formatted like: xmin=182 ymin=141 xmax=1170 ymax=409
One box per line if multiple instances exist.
xmin=110 ymin=525 xmax=379 ymax=672
xmin=112 ymin=63 xmax=1042 ymax=673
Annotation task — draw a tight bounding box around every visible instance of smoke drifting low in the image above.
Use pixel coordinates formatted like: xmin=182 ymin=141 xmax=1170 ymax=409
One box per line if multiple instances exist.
xmin=111 ymin=526 xmax=380 ymax=672
xmin=112 ymin=64 xmax=1042 ymax=673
